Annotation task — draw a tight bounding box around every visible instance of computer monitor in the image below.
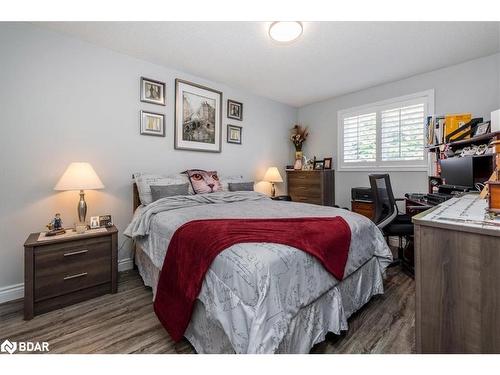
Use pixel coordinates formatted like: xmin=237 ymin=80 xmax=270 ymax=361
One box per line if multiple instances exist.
xmin=440 ymin=157 xmax=474 ymax=188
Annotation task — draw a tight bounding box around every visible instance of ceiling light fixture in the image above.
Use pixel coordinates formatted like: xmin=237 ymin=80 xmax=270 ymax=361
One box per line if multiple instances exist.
xmin=269 ymin=21 xmax=303 ymax=43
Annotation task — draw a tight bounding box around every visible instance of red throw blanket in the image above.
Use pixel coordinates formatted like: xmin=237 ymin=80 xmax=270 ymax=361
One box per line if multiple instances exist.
xmin=153 ymin=217 xmax=352 ymax=342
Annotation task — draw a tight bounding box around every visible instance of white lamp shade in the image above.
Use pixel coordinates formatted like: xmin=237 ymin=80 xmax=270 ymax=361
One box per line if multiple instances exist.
xmin=263 ymin=167 xmax=283 ymax=183
xmin=54 ymin=162 xmax=104 ymax=191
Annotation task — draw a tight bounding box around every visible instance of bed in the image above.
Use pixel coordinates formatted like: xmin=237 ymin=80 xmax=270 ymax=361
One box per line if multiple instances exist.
xmin=126 ymin=179 xmax=392 ymax=354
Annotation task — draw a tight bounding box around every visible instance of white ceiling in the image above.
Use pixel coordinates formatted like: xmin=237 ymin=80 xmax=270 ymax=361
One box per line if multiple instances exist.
xmin=39 ymin=22 xmax=500 ymax=107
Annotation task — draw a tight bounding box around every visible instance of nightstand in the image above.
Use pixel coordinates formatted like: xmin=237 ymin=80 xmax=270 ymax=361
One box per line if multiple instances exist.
xmin=271 ymin=195 xmax=292 ymax=201
xmin=23 ymin=226 xmax=118 ymax=320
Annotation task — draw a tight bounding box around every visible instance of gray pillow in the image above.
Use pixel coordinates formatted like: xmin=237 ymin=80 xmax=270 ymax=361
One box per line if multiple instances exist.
xmin=228 ymin=181 xmax=254 ymax=192
xmin=150 ymin=183 xmax=189 ymax=202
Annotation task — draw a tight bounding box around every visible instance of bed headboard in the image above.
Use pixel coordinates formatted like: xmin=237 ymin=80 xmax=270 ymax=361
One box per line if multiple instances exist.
xmin=133 ymin=180 xmax=141 ymax=212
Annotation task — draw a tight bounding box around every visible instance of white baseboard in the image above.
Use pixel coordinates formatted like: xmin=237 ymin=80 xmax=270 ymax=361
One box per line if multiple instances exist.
xmin=0 ymin=258 xmax=135 ymax=304
xmin=0 ymin=283 xmax=24 ymax=304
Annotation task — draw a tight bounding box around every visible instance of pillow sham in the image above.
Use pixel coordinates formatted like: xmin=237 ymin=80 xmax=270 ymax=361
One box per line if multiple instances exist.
xmin=150 ymin=183 xmax=190 ymax=202
xmin=219 ymin=175 xmax=244 ymax=191
xmin=228 ymin=181 xmax=254 ymax=192
xmin=134 ymin=173 xmax=189 ymax=205
xmin=186 ymin=169 xmax=223 ymax=194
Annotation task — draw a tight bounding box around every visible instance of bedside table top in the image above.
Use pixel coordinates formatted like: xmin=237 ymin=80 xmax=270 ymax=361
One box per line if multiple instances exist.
xmin=24 ymin=225 xmax=118 ymax=247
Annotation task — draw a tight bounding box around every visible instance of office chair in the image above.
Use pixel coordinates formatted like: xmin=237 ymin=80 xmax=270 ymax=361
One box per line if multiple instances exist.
xmin=369 ymin=174 xmax=416 ymax=274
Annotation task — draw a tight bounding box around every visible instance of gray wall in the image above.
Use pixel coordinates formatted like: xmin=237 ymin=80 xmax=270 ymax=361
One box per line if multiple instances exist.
xmin=297 ymin=53 xmax=500 ymax=208
xmin=0 ymin=23 xmax=297 ymax=291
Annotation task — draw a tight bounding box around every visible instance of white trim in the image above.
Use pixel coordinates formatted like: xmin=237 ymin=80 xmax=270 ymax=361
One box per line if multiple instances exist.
xmin=118 ymin=257 xmax=134 ymax=272
xmin=0 ymin=258 xmax=135 ymax=304
xmin=337 ymin=89 xmax=435 ymax=172
xmin=0 ymin=283 xmax=23 ymax=304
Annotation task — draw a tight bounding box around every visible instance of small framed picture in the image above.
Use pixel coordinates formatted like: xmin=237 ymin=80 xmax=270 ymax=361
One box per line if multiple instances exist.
xmin=227 ymin=99 xmax=243 ymax=121
xmin=227 ymin=124 xmax=242 ymax=144
xmin=99 ymin=215 xmax=113 ymax=228
xmin=90 ymin=216 xmax=100 ymax=229
xmin=323 ymin=157 xmax=333 ymax=169
xmin=474 ymin=121 xmax=490 ymax=137
xmin=140 ymin=110 xmax=165 ymax=137
xmin=140 ymin=77 xmax=165 ymax=106
xmin=314 ymin=160 xmax=324 ymax=170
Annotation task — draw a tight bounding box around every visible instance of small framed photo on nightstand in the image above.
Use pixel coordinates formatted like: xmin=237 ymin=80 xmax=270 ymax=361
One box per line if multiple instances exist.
xmin=90 ymin=216 xmax=100 ymax=229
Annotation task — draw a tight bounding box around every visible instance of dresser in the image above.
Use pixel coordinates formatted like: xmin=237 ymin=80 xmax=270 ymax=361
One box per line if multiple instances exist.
xmin=286 ymin=170 xmax=335 ymax=206
xmin=24 ymin=226 xmax=118 ymax=320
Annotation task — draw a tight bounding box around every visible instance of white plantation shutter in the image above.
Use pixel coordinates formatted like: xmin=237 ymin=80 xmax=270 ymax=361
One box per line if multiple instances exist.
xmin=343 ymin=113 xmax=377 ymax=162
xmin=338 ymin=90 xmax=433 ymax=170
xmin=381 ymin=103 xmax=425 ymax=161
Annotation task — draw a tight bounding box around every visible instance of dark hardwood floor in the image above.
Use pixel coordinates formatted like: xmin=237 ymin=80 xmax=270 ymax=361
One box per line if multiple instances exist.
xmin=0 ymin=267 xmax=415 ymax=354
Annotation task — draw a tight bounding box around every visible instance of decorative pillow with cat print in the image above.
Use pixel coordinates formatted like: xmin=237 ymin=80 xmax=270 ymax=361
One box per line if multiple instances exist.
xmin=186 ymin=169 xmax=223 ymax=194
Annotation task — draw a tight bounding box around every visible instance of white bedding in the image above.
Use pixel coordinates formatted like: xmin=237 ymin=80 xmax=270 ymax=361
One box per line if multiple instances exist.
xmin=125 ymin=191 xmax=392 ymax=353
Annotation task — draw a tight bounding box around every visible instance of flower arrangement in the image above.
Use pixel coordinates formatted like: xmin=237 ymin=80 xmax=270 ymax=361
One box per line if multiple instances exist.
xmin=290 ymin=124 xmax=309 ymax=152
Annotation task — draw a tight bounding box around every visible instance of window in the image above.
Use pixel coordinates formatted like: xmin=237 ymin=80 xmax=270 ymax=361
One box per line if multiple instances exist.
xmin=338 ymin=90 xmax=434 ymax=171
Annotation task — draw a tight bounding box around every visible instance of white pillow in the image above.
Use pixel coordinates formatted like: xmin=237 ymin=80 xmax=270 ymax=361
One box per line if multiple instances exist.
xmin=134 ymin=173 xmax=190 ymax=205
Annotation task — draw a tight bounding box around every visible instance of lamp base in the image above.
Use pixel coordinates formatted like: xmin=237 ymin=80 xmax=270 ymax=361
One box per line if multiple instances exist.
xmin=271 ymin=183 xmax=276 ymax=198
xmin=78 ymin=190 xmax=87 ymax=223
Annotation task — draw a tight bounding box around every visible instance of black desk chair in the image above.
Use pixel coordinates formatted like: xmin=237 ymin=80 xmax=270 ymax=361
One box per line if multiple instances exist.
xmin=369 ymin=174 xmax=416 ymax=274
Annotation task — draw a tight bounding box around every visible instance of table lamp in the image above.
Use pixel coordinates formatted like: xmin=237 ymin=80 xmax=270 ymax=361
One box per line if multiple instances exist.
xmin=263 ymin=167 xmax=283 ymax=198
xmin=54 ymin=162 xmax=104 ymax=223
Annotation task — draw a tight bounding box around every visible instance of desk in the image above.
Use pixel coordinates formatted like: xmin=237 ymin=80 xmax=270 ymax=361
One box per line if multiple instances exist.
xmin=413 ymin=195 xmax=500 ymax=353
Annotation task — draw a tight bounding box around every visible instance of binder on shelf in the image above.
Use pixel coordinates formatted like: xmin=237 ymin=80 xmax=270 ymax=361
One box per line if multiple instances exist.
xmin=444 ymin=113 xmax=472 ymax=142
xmin=445 ymin=117 xmax=483 ymax=143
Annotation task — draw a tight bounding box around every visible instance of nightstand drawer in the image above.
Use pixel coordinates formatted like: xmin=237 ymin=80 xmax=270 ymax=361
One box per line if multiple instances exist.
xmin=34 ymin=238 xmax=111 ymax=301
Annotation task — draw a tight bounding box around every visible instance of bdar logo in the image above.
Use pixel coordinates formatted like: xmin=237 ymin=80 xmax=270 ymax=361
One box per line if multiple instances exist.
xmin=1 ymin=339 xmax=17 ymax=354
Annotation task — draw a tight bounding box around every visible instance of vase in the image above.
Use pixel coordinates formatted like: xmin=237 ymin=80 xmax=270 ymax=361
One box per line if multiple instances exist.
xmin=294 ymin=151 xmax=303 ymax=170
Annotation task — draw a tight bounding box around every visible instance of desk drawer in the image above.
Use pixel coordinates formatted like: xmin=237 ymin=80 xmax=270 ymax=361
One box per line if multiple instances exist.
xmin=34 ymin=238 xmax=111 ymax=301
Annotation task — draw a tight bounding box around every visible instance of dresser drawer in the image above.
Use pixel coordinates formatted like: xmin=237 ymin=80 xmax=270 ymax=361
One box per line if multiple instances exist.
xmin=34 ymin=238 xmax=111 ymax=301
xmin=288 ymin=173 xmax=320 ymax=185
xmin=292 ymin=195 xmax=322 ymax=205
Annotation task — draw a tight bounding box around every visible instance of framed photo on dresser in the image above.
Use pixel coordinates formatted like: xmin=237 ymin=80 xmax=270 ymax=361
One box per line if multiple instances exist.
xmin=140 ymin=77 xmax=165 ymax=106
xmin=174 ymin=79 xmax=222 ymax=152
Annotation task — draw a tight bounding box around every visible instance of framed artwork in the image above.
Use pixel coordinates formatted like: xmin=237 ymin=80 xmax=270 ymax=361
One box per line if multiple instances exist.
xmin=175 ymin=79 xmax=222 ymax=152
xmin=227 ymin=99 xmax=243 ymax=121
xmin=140 ymin=110 xmax=165 ymax=137
xmin=313 ymin=159 xmax=324 ymax=170
xmin=474 ymin=121 xmax=490 ymax=137
xmin=227 ymin=124 xmax=242 ymax=144
xmin=140 ymin=77 xmax=166 ymax=106
xmin=323 ymin=157 xmax=333 ymax=169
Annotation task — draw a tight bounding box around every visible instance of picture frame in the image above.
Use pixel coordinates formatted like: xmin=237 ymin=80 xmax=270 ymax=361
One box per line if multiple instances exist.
xmin=313 ymin=160 xmax=324 ymax=170
xmin=140 ymin=77 xmax=166 ymax=106
xmin=89 ymin=216 xmax=100 ymax=229
xmin=140 ymin=110 xmax=165 ymax=137
xmin=99 ymin=215 xmax=113 ymax=228
xmin=227 ymin=124 xmax=242 ymax=144
xmin=227 ymin=99 xmax=243 ymax=121
xmin=323 ymin=157 xmax=333 ymax=169
xmin=175 ymin=79 xmax=222 ymax=152
xmin=474 ymin=121 xmax=490 ymax=137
